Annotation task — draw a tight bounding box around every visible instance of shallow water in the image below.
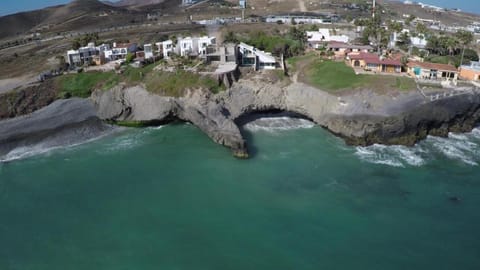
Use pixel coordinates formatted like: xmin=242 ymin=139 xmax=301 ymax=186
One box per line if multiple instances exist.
xmin=1 ymin=118 xmax=480 ymax=269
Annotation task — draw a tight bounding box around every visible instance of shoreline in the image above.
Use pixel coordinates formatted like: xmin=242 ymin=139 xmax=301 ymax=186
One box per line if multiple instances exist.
xmin=1 ymin=78 xmax=480 ymax=159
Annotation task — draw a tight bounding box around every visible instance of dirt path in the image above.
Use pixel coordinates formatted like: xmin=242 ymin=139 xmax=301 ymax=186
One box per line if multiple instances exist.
xmin=298 ymin=0 xmax=307 ymax=12
xmin=0 ymin=75 xmax=37 ymax=94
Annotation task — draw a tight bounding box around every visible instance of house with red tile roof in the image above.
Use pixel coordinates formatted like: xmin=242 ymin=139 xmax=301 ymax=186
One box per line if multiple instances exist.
xmin=346 ymin=52 xmax=402 ymax=73
xmin=407 ymin=61 xmax=458 ymax=81
xmin=325 ymin=41 xmax=373 ymax=59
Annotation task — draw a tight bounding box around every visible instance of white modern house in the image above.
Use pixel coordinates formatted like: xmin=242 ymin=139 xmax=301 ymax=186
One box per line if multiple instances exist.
xmin=143 ymin=44 xmax=154 ymax=59
xmin=389 ymin=29 xmax=428 ymax=49
xmin=104 ymin=42 xmax=138 ymax=61
xmin=197 ymin=36 xmax=216 ymax=56
xmin=306 ymin=28 xmax=350 ymax=45
xmin=67 ymin=42 xmax=111 ymax=67
xmin=156 ymin=36 xmax=216 ymax=59
xmin=179 ymin=37 xmax=195 ymax=57
xmin=179 ymin=36 xmax=216 ymax=57
xmin=156 ymin=40 xmax=176 ymax=59
xmin=265 ymin=14 xmax=332 ymax=24
xmin=238 ymin=42 xmax=277 ymax=70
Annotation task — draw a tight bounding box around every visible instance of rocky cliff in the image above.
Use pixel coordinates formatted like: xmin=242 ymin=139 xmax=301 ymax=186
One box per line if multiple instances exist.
xmin=91 ymin=79 xmax=480 ymax=158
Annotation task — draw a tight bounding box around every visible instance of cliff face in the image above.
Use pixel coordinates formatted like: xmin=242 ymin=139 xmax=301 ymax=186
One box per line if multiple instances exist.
xmin=1 ymin=77 xmax=479 ymax=159
xmin=92 ymin=85 xmax=247 ymax=157
xmin=91 ymin=80 xmax=480 ymax=157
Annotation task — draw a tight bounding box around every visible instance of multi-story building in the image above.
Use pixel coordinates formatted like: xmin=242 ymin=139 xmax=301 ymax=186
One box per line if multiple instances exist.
xmin=238 ymin=42 xmax=277 ymax=70
xmin=66 ymin=42 xmax=111 ymax=67
xmin=104 ymin=43 xmax=138 ymax=61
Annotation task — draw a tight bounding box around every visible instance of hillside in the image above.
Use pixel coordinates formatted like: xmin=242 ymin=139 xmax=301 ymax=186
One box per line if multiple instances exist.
xmin=110 ymin=0 xmax=170 ymax=7
xmin=42 ymin=0 xmax=127 ymax=25
xmin=0 ymin=7 xmax=57 ymax=39
xmin=0 ymin=0 xmax=143 ymax=40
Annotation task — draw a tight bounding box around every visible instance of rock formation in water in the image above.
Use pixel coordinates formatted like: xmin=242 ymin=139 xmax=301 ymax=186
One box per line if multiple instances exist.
xmin=2 ymin=73 xmax=480 ymax=159
xmin=91 ymin=77 xmax=480 ymax=158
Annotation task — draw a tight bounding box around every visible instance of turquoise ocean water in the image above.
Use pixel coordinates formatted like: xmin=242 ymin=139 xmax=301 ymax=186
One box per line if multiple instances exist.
xmin=1 ymin=117 xmax=480 ymax=269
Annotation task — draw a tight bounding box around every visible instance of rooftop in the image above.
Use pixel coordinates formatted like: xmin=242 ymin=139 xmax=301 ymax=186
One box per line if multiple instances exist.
xmin=349 ymin=52 xmax=402 ymax=66
xmin=461 ymin=61 xmax=480 ymax=71
xmin=327 ymin=41 xmax=373 ymax=50
xmin=408 ymin=61 xmax=458 ymax=72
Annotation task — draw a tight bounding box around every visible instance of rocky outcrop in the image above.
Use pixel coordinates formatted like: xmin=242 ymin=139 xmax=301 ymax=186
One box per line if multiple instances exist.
xmin=2 ymin=76 xmax=480 ymax=159
xmin=92 ymin=85 xmax=247 ymax=157
xmin=0 ymin=98 xmax=113 ymax=158
xmin=91 ymin=80 xmax=480 ymax=157
xmin=324 ymin=93 xmax=480 ymax=146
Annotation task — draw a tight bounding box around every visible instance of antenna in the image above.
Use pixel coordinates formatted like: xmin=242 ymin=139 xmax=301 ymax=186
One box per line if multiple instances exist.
xmin=372 ymin=0 xmax=376 ymax=18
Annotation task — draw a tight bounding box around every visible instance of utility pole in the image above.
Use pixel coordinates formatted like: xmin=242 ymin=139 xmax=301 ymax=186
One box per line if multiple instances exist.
xmin=460 ymin=44 xmax=466 ymax=67
xmin=372 ymin=0 xmax=376 ymax=19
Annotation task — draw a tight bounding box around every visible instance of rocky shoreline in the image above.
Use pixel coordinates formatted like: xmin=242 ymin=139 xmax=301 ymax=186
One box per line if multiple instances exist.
xmin=1 ymin=77 xmax=480 ymax=159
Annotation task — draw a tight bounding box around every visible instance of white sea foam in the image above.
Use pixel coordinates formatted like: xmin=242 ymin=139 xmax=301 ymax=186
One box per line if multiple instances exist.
xmin=355 ymin=143 xmax=427 ymax=167
xmin=354 ymin=127 xmax=480 ymax=167
xmin=429 ymin=136 xmax=478 ymax=166
xmin=355 ymin=145 xmax=405 ymax=167
xmin=0 ymin=144 xmax=53 ymax=163
xmin=471 ymin=128 xmax=480 ymax=138
xmin=0 ymin=126 xmax=121 ymax=163
xmin=243 ymin=117 xmax=315 ymax=132
xmin=0 ymin=135 xmax=108 ymax=163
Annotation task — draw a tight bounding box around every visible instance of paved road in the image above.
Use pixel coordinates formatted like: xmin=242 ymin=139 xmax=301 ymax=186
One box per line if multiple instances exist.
xmin=298 ymin=0 xmax=307 ymax=12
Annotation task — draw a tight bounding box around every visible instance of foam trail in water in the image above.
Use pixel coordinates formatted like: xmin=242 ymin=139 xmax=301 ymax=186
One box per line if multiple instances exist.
xmin=244 ymin=117 xmax=315 ymax=132
xmin=0 ymin=134 xmax=112 ymax=163
xmin=428 ymin=135 xmax=478 ymax=166
xmin=355 ymin=144 xmax=425 ymax=167
xmin=355 ymin=128 xmax=480 ymax=167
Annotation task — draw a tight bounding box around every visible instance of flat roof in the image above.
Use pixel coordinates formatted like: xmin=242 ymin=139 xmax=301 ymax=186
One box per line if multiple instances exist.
xmin=408 ymin=61 xmax=458 ymax=72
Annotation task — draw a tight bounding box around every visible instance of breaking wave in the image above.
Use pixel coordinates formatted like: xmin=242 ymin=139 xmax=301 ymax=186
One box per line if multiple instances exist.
xmin=0 ymin=133 xmax=114 ymax=163
xmin=355 ymin=127 xmax=480 ymax=167
xmin=243 ymin=117 xmax=315 ymax=132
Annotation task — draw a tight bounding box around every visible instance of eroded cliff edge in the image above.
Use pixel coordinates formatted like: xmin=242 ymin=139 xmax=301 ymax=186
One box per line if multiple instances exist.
xmin=91 ymin=77 xmax=480 ymax=158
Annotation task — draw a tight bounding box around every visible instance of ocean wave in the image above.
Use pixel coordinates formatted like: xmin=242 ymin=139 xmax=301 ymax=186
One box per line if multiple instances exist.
xmin=243 ymin=117 xmax=315 ymax=132
xmin=428 ymin=135 xmax=478 ymax=166
xmin=355 ymin=129 xmax=480 ymax=167
xmin=0 ymin=125 xmax=122 ymax=163
xmin=0 ymin=134 xmax=110 ymax=163
xmin=355 ymin=144 xmax=425 ymax=168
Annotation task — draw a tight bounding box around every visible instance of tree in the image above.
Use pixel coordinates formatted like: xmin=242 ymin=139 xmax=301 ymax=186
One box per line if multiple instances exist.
xmin=224 ymin=31 xmax=238 ymax=43
xmin=360 ymin=14 xmax=386 ymax=50
xmin=125 ymin=52 xmax=134 ymax=64
xmin=463 ymin=49 xmax=479 ymax=64
xmin=56 ymin=55 xmax=67 ymax=70
xmin=308 ymin=24 xmax=319 ymax=31
xmin=456 ymin=30 xmax=475 ymax=65
xmin=388 ymin=20 xmax=403 ymax=34
xmin=72 ymin=39 xmax=81 ymax=50
xmin=455 ymin=30 xmax=473 ymax=46
xmin=405 ymin=14 xmax=416 ymax=26
xmin=169 ymin=35 xmax=178 ymax=46
xmin=415 ymin=23 xmax=429 ymax=36
xmin=396 ymin=31 xmax=411 ymax=50
xmin=288 ymin=27 xmax=307 ymax=45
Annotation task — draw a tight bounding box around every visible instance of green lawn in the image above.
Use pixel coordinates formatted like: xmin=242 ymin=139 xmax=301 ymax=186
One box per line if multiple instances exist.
xmin=55 ymin=63 xmax=225 ymax=98
xmin=145 ymin=70 xmax=224 ymax=97
xmin=302 ymin=60 xmax=416 ymax=93
xmin=55 ymin=72 xmax=117 ymax=98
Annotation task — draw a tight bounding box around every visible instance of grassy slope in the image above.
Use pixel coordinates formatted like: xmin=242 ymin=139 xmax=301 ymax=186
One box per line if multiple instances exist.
xmin=300 ymin=59 xmax=416 ymax=93
xmin=55 ymin=63 xmax=224 ymax=98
